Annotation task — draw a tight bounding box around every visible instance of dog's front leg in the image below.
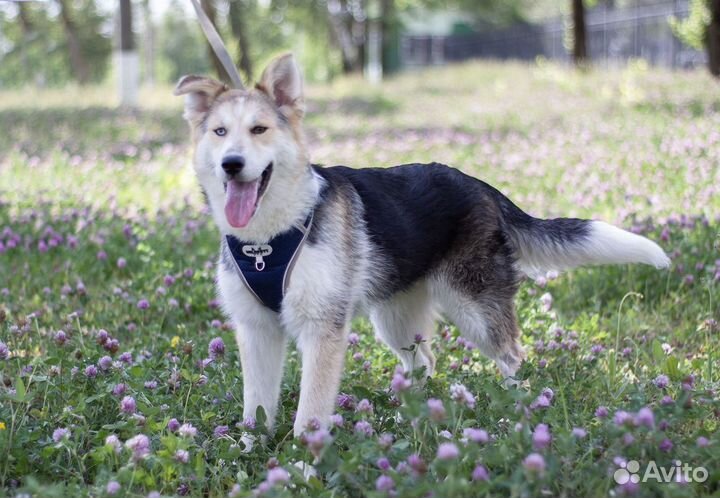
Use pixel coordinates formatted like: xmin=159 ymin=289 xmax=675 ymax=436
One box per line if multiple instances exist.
xmin=293 ymin=323 xmax=349 ymax=436
xmin=236 ymin=322 xmax=287 ymax=431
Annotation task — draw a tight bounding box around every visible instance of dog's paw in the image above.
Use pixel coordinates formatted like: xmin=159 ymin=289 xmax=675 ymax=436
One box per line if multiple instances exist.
xmin=240 ymin=433 xmax=268 ymax=452
xmin=293 ymin=458 xmax=318 ymax=481
xmin=240 ymin=433 xmax=256 ymax=452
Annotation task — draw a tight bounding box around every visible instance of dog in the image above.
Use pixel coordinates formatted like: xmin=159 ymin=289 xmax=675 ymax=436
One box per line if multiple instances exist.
xmin=174 ymin=53 xmax=670 ymax=438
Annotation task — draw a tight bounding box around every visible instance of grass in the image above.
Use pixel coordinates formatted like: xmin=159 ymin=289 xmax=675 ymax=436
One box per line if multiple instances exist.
xmin=0 ymin=60 xmax=718 ymax=498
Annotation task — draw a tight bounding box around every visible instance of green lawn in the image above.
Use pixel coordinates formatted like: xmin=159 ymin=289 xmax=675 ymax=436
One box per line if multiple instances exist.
xmin=0 ymin=60 xmax=718 ymax=497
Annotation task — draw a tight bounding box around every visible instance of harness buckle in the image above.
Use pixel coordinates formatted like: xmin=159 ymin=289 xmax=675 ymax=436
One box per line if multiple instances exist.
xmin=242 ymin=244 xmax=273 ymax=272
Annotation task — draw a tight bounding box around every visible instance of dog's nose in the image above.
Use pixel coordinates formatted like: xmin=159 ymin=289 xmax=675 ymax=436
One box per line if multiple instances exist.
xmin=221 ymin=155 xmax=245 ymax=176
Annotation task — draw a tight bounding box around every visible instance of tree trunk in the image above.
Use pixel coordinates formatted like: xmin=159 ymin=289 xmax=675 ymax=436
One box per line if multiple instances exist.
xmin=120 ymin=0 xmax=134 ymax=51
xmin=708 ymin=0 xmax=720 ymax=77
xmin=380 ymin=0 xmax=395 ymax=74
xmin=326 ymin=0 xmax=361 ymax=73
xmin=200 ymin=0 xmax=232 ymax=83
xmin=228 ymin=0 xmax=253 ymax=82
xmin=571 ymin=0 xmax=588 ymax=65
xmin=17 ymin=2 xmax=33 ymax=83
xmin=57 ymin=0 xmax=91 ymax=84
xmin=17 ymin=2 xmax=33 ymax=34
xmin=142 ymin=0 xmax=155 ymax=85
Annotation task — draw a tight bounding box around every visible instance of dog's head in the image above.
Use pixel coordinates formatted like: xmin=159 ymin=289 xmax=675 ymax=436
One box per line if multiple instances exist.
xmin=175 ymin=53 xmax=308 ymax=231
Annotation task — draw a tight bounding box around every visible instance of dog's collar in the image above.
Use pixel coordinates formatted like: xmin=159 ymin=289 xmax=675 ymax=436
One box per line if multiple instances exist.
xmin=224 ymin=212 xmax=313 ymax=313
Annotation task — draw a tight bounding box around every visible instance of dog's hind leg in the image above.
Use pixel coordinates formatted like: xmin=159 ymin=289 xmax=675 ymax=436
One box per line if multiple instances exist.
xmin=432 ymin=279 xmax=524 ymax=383
xmin=369 ymin=280 xmax=437 ymax=379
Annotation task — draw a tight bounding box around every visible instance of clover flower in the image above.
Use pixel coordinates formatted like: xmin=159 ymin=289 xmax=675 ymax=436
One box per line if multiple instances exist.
xmin=106 ymin=481 xmax=121 ymax=495
xmin=437 ymin=442 xmax=460 ymax=460
xmin=305 ymin=428 xmax=331 ymax=458
xmin=178 ymin=423 xmax=197 ymax=438
xmin=213 ymin=425 xmax=229 ymax=438
xmin=653 ymin=374 xmax=670 ymax=389
xmin=532 ymin=424 xmax=552 ymax=450
xmin=356 ymin=398 xmax=373 ymax=415
xmin=464 ymin=427 xmax=489 ymax=444
xmin=390 ymin=368 xmax=411 ymax=392
xmin=354 ymin=420 xmax=374 ymax=437
xmin=613 ymin=411 xmax=634 ymax=427
xmin=120 ymin=396 xmax=137 ymax=414
xmin=449 ymin=383 xmax=476 ymax=409
xmin=407 ymin=453 xmax=427 ymax=475
xmin=175 ymin=449 xmax=189 ymax=463
xmin=208 ymin=337 xmax=225 ymax=359
xmin=572 ymin=427 xmax=587 ymax=439
xmin=659 ymin=438 xmax=673 ymax=452
xmin=427 ymin=398 xmax=446 ymax=421
xmin=267 ymin=466 xmax=290 ymax=486
xmin=634 ymin=407 xmax=655 ymax=429
xmin=54 ymin=330 xmax=68 ymax=346
xmin=523 ymin=453 xmax=546 ymax=473
xmin=375 ymin=475 xmax=394 ymax=492
xmin=125 ymin=434 xmax=151 ymax=461
xmin=52 ymin=427 xmax=70 ymax=442
xmin=472 ymin=464 xmax=490 ymax=481
xmin=98 ymin=355 xmax=113 ymax=371
xmin=105 ymin=434 xmax=122 ymax=454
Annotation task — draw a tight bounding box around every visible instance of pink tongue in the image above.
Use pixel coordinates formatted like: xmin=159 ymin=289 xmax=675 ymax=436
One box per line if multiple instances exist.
xmin=225 ymin=179 xmax=260 ymax=228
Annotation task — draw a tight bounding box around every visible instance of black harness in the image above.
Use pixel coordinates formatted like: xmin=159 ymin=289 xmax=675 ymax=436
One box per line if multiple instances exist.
xmin=224 ymin=213 xmax=313 ymax=312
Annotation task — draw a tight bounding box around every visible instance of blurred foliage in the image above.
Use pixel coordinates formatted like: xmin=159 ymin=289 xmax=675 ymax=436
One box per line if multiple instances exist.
xmin=400 ymin=0 xmax=526 ymax=26
xmin=0 ymin=0 xmax=111 ymax=87
xmin=0 ymin=0 xmax=541 ymax=88
xmin=670 ymin=0 xmax=711 ymax=51
xmin=0 ymin=0 xmax=711 ymax=88
xmin=157 ymin=1 xmax=212 ymax=83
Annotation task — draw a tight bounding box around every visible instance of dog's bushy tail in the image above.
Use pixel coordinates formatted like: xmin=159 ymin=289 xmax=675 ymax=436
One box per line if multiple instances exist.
xmin=496 ymin=194 xmax=670 ymax=279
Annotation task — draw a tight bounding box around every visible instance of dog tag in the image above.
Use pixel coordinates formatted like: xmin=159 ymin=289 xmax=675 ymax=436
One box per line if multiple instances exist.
xmin=242 ymin=244 xmax=273 ymax=271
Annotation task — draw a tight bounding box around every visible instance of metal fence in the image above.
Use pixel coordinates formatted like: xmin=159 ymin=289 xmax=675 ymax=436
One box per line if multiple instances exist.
xmin=401 ymin=1 xmax=706 ymax=69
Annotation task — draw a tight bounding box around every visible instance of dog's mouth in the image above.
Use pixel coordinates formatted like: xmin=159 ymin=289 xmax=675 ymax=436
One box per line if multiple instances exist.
xmin=223 ymin=162 xmax=273 ymax=228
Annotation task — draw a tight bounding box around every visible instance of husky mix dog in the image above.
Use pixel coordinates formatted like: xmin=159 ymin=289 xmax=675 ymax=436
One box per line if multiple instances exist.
xmin=175 ymin=53 xmax=670 ymax=438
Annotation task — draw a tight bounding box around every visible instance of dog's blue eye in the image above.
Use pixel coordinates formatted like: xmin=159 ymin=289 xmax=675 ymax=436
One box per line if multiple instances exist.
xmin=251 ymin=126 xmax=268 ymax=135
xmin=214 ymin=127 xmax=227 ymax=136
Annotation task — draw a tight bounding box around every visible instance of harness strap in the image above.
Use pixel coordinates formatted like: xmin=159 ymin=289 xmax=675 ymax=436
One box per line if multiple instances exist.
xmin=189 ymin=0 xmax=244 ymax=90
xmin=225 ymin=213 xmax=313 ymax=312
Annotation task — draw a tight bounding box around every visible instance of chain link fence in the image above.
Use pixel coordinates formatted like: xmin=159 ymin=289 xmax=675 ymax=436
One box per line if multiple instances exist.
xmin=401 ymin=1 xmax=705 ymax=69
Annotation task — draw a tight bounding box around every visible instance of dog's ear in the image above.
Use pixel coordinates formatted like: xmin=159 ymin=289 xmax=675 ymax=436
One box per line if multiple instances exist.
xmin=257 ymin=53 xmax=304 ymax=118
xmin=174 ymin=75 xmax=229 ymax=125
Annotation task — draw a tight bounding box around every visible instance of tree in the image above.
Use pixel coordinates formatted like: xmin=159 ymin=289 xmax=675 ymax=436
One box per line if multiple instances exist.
xmin=381 ymin=0 xmax=400 ymax=74
xmin=200 ymin=0 xmax=232 ymax=83
xmin=671 ymin=0 xmax=720 ymax=77
xmin=711 ymin=0 xmax=720 ymax=76
xmin=326 ymin=0 xmax=363 ymax=73
xmin=158 ymin=1 xmax=211 ymax=83
xmin=57 ymin=0 xmax=91 ymax=83
xmin=571 ymin=0 xmax=588 ymax=65
xmin=228 ymin=0 xmax=253 ymax=82
xmin=0 ymin=0 xmax=110 ymax=86
xmin=16 ymin=2 xmax=34 ymax=83
xmin=141 ymin=0 xmax=156 ymax=85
